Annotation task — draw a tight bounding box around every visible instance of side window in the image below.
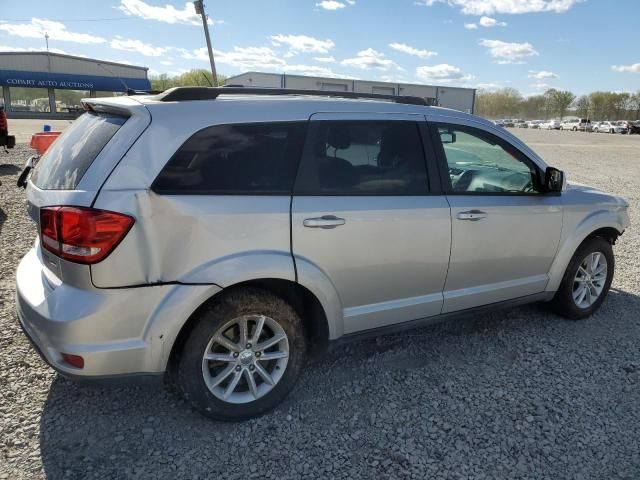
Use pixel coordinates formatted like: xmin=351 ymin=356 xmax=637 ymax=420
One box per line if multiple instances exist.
xmin=294 ymin=121 xmax=429 ymax=195
xmin=436 ymin=126 xmax=541 ymax=194
xmin=152 ymin=122 xmax=306 ymax=194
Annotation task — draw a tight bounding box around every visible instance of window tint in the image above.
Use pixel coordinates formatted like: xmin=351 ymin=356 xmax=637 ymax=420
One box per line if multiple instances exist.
xmin=295 ymin=121 xmax=429 ymax=195
xmin=152 ymin=122 xmax=306 ymax=195
xmin=437 ymin=126 xmax=540 ymax=194
xmin=32 ymin=112 xmax=127 ymax=190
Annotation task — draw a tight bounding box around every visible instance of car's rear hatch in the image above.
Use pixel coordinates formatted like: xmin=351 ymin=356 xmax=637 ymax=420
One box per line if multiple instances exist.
xmin=24 ymin=96 xmax=151 ymax=286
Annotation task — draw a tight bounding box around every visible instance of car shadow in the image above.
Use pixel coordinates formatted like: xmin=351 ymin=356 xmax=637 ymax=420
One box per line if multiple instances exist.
xmin=0 ymin=207 xmax=6 ymax=237
xmin=38 ymin=289 xmax=640 ymax=478
xmin=0 ymin=163 xmax=21 ymax=176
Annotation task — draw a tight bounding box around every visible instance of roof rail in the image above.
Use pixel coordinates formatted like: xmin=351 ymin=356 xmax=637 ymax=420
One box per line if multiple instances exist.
xmin=153 ymin=86 xmax=430 ymax=106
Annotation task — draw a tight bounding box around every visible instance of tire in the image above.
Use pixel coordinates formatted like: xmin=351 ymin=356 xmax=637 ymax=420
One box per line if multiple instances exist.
xmin=550 ymin=237 xmax=614 ymax=320
xmin=572 ymin=127 xmax=577 ymax=131
xmin=175 ymin=288 xmax=307 ymax=421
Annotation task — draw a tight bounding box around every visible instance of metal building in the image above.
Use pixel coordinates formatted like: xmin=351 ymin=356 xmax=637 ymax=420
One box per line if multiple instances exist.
xmin=0 ymin=51 xmax=150 ymax=119
xmin=225 ymin=71 xmax=476 ymax=113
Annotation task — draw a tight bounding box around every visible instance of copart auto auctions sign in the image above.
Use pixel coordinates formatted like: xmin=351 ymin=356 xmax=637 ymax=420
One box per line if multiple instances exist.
xmin=5 ymin=78 xmax=94 ymax=89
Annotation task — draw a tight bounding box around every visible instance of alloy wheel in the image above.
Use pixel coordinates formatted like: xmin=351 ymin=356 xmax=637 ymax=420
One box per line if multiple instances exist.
xmin=201 ymin=314 xmax=289 ymax=404
xmin=572 ymin=252 xmax=608 ymax=309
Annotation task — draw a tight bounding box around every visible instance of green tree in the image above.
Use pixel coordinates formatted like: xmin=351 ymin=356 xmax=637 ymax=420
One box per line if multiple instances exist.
xmin=548 ymin=89 xmax=575 ymax=120
xmin=574 ymin=95 xmax=591 ymax=119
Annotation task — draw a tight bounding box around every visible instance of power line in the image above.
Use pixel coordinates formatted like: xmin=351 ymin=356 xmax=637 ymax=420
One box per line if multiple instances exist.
xmin=1 ymin=17 xmax=138 ymax=22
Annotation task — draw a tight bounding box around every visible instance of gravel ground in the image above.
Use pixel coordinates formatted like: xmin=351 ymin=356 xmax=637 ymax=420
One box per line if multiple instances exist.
xmin=1 ymin=130 xmax=639 ymax=479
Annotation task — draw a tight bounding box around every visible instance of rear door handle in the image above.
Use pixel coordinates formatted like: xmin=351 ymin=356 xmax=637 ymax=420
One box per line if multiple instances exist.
xmin=303 ymin=215 xmax=346 ymax=229
xmin=457 ymin=210 xmax=487 ymax=221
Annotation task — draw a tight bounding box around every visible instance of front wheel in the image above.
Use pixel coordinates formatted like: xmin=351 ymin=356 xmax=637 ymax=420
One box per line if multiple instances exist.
xmin=175 ymin=288 xmax=307 ymax=421
xmin=550 ymin=237 xmax=614 ymax=320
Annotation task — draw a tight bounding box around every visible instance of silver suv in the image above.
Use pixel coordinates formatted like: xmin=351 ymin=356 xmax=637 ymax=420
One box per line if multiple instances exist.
xmin=16 ymin=88 xmax=629 ymax=420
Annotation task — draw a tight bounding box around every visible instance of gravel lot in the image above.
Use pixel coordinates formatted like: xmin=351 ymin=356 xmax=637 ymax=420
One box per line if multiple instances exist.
xmin=1 ymin=129 xmax=639 ymax=479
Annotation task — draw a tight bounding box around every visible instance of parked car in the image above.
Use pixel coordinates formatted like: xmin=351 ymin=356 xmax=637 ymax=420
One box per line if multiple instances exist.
xmin=593 ymin=121 xmax=627 ymax=134
xmin=527 ymin=120 xmax=543 ymax=129
xmin=501 ymin=119 xmax=515 ymax=128
xmin=16 ymin=87 xmax=629 ymax=421
xmin=543 ymin=120 xmax=561 ymax=130
xmin=628 ymin=120 xmax=640 ymax=134
xmin=515 ymin=120 xmax=529 ymax=128
xmin=560 ymin=118 xmax=591 ymax=131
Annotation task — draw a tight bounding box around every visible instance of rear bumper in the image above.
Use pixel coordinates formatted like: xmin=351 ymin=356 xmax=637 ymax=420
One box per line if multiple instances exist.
xmin=15 ymin=247 xmax=190 ymax=378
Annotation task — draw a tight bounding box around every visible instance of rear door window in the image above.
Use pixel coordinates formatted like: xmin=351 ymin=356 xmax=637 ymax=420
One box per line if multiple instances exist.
xmin=294 ymin=120 xmax=429 ymax=195
xmin=31 ymin=112 xmax=127 ymax=190
xmin=152 ymin=122 xmax=307 ymax=195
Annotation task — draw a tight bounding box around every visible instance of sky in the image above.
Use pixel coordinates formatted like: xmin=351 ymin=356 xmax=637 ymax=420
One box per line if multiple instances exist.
xmin=0 ymin=0 xmax=639 ymax=96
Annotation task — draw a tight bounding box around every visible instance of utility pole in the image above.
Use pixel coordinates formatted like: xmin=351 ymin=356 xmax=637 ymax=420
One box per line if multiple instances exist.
xmin=193 ymin=1 xmax=218 ymax=87
xmin=45 ymin=32 xmax=50 ymax=52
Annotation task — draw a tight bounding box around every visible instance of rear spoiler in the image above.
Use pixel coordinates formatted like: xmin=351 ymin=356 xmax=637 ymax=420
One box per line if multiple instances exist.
xmin=80 ymin=101 xmax=135 ymax=118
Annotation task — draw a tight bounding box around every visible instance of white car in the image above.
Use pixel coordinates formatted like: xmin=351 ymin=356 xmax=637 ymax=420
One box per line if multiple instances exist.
xmin=544 ymin=120 xmax=561 ymax=130
xmin=593 ymin=121 xmax=627 ymax=134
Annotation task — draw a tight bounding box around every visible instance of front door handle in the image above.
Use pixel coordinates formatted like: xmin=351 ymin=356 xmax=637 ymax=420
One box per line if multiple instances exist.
xmin=457 ymin=210 xmax=487 ymax=221
xmin=303 ymin=215 xmax=346 ymax=229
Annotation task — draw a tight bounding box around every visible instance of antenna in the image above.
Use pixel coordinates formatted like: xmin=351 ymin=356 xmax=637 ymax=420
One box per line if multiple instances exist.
xmin=96 ymin=62 xmax=131 ymax=93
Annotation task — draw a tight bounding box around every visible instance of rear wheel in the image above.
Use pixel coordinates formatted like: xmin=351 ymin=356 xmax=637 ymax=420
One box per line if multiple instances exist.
xmin=175 ymin=288 xmax=307 ymax=421
xmin=550 ymin=237 xmax=614 ymax=320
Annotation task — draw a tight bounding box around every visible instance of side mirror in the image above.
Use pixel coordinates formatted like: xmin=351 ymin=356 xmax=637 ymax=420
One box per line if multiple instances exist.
xmin=544 ymin=167 xmax=564 ymax=193
xmin=440 ymin=130 xmax=456 ymax=144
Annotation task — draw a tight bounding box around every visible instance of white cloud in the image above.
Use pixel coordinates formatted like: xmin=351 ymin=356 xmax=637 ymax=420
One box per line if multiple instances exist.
xmin=389 ymin=42 xmax=437 ymax=58
xmin=479 ymin=39 xmax=538 ymax=64
xmin=117 ymin=0 xmax=221 ymax=25
xmin=415 ymin=0 xmax=581 ymax=15
xmin=160 ymin=60 xmax=173 ymax=66
xmin=530 ymin=82 xmax=552 ymax=91
xmin=612 ymin=64 xmax=640 ymax=73
xmin=341 ymin=48 xmax=399 ymax=70
xmin=465 ymin=16 xmax=506 ymax=29
xmin=314 ymin=56 xmax=336 ymax=63
xmin=110 ymin=37 xmax=167 ymax=57
xmin=416 ymin=64 xmax=475 ymax=84
xmin=528 ymin=70 xmax=558 ymax=79
xmin=479 ymin=16 xmax=507 ymax=27
xmin=180 ymin=44 xmax=347 ymax=77
xmin=0 ymin=18 xmax=105 ymax=44
xmin=476 ymin=82 xmax=501 ymax=91
xmin=0 ymin=45 xmax=70 ymax=55
xmin=270 ymin=34 xmax=335 ymax=54
xmin=316 ymin=0 xmax=346 ymax=10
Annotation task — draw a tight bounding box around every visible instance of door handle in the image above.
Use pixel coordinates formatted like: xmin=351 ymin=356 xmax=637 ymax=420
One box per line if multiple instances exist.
xmin=303 ymin=215 xmax=346 ymax=229
xmin=457 ymin=210 xmax=487 ymax=221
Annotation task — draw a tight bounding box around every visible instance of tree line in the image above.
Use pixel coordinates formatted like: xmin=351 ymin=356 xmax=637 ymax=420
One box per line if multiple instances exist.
xmin=475 ymin=88 xmax=640 ymax=121
xmin=150 ymin=69 xmax=227 ymax=90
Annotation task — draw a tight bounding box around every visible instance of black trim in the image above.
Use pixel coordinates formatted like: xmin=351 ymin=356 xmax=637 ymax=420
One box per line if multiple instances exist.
xmin=91 ymin=280 xmax=223 ymax=290
xmin=332 ymin=292 xmax=554 ymax=347
xmin=429 ymin=122 xmax=547 ymax=196
xmin=154 ymin=87 xmax=429 ymax=106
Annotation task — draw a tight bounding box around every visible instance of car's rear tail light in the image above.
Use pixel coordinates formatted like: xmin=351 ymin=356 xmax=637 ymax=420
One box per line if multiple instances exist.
xmin=40 ymin=206 xmax=134 ymax=264
xmin=61 ymin=353 xmax=84 ymax=369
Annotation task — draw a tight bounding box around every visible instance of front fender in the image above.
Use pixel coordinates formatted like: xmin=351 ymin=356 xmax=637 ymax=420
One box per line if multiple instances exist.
xmin=546 ymin=209 xmax=628 ymax=292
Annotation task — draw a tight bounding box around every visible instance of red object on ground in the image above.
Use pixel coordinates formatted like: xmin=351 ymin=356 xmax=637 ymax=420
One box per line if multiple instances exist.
xmin=30 ymin=131 xmax=62 ymax=155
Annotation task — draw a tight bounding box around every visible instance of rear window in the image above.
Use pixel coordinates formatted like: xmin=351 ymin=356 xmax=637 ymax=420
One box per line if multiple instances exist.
xmin=152 ymin=122 xmax=307 ymax=195
xmin=31 ymin=112 xmax=127 ymax=190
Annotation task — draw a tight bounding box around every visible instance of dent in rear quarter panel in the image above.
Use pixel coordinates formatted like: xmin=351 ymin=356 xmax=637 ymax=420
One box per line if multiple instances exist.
xmin=90 ymin=190 xmax=295 ymax=288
